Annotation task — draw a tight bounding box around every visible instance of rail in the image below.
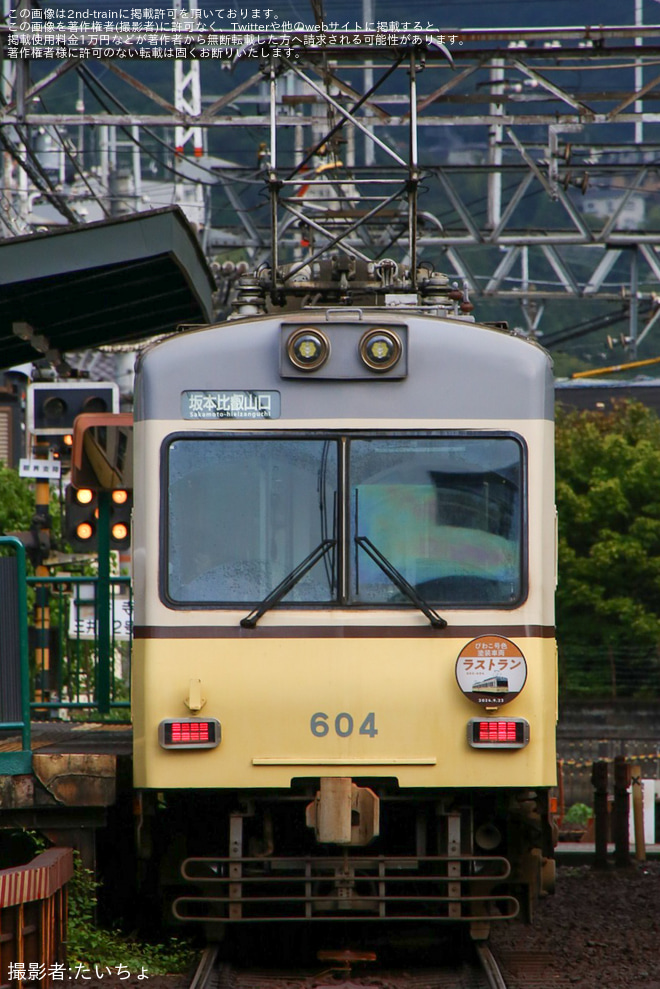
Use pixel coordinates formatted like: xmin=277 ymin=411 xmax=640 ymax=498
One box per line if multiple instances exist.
xmin=0 ymin=848 xmax=74 ymax=989
xmin=475 ymin=944 xmax=509 ymax=989
xmin=184 ymin=947 xmax=511 ymax=989
xmin=188 ymin=946 xmax=220 ymax=989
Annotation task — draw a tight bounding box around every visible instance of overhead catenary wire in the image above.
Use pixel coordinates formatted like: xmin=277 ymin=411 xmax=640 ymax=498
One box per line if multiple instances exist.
xmin=0 ymin=125 xmax=81 ymax=225
xmin=74 ymin=64 xmax=217 ymax=187
xmin=35 ymin=92 xmax=114 ymax=219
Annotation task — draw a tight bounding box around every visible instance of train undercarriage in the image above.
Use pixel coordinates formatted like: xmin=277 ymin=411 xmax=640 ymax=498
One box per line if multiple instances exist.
xmin=136 ymin=779 xmax=556 ymax=941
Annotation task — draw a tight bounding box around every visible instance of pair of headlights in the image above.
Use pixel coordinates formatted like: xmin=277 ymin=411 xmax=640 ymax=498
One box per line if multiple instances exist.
xmin=287 ymin=327 xmax=402 ymax=373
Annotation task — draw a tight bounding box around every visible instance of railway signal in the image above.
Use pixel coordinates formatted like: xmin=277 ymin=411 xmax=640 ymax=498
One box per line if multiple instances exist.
xmin=64 ymin=484 xmax=132 ymax=553
xmin=28 ymin=382 xmax=119 ymax=437
xmin=65 ymin=485 xmax=96 ymax=552
xmin=108 ymin=488 xmax=132 ymax=551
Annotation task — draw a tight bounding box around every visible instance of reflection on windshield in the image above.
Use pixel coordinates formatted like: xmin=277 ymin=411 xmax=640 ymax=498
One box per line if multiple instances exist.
xmin=167 ymin=439 xmax=337 ymax=604
xmin=350 ymin=437 xmax=522 ymax=605
xmin=354 ymin=535 xmax=447 ymax=627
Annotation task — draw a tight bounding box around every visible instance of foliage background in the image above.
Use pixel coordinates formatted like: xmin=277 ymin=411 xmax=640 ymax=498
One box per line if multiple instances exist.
xmin=0 ymin=464 xmax=35 ymax=541
xmin=555 ymin=401 xmax=660 ymax=698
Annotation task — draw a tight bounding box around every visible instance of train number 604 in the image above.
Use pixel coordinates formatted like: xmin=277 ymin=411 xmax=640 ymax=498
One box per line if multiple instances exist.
xmin=310 ymin=712 xmax=378 ymax=738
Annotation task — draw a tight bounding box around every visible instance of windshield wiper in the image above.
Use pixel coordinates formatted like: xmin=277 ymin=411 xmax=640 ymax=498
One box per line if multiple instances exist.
xmin=355 ymin=535 xmax=447 ymax=629
xmin=240 ymin=539 xmax=336 ymax=629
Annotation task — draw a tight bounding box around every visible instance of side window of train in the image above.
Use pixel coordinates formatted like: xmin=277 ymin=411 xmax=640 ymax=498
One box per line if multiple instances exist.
xmin=349 ymin=435 xmax=525 ymax=607
xmin=164 ymin=437 xmax=339 ymax=606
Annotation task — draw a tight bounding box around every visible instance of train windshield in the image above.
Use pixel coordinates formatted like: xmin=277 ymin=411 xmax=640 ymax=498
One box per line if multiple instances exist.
xmin=166 ymin=438 xmax=338 ymax=604
xmin=349 ymin=436 xmax=523 ymax=606
xmin=165 ymin=433 xmax=523 ymax=608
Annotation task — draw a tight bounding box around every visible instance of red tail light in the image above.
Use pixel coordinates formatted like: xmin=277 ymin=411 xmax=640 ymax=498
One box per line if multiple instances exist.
xmin=468 ymin=718 xmax=529 ymax=749
xmin=159 ymin=718 xmax=221 ymax=749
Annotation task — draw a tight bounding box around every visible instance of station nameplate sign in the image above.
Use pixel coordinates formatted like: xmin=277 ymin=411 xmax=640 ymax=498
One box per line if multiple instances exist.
xmin=19 ymin=458 xmax=62 ymax=480
xmin=69 ymin=596 xmax=132 ymax=641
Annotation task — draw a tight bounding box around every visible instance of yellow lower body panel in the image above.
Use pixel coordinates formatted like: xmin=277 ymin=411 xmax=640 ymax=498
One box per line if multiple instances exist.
xmin=132 ymin=633 xmax=557 ymax=790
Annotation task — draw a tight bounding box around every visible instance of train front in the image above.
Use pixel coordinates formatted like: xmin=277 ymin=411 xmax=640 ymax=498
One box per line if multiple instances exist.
xmin=131 ymin=265 xmax=557 ymax=937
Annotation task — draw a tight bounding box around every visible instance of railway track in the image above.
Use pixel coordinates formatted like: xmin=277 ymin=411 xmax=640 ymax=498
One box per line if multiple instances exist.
xmin=186 ymin=942 xmax=522 ymax=989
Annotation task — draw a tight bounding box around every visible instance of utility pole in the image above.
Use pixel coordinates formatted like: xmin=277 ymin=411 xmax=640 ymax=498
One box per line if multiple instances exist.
xmin=173 ymin=0 xmax=205 ymax=230
xmin=31 ymin=445 xmax=53 ymax=711
xmin=487 ymin=59 xmax=504 ymax=230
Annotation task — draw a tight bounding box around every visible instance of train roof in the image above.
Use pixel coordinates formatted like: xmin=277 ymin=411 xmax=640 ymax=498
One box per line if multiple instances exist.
xmin=135 ymin=308 xmax=554 ymax=423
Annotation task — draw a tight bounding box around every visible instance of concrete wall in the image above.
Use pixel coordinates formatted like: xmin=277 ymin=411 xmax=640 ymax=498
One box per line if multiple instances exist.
xmin=557 ymin=700 xmax=660 ymax=809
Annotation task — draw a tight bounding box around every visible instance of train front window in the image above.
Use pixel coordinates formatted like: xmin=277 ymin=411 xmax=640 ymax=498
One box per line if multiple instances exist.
xmin=164 ymin=433 xmax=524 ymax=610
xmin=349 ymin=436 xmax=524 ymax=606
xmin=166 ymin=438 xmax=338 ymax=604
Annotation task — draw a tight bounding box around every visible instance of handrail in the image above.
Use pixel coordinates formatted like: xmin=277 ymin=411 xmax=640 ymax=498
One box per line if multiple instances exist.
xmin=0 ymin=847 xmax=74 ymax=908
xmin=0 ymin=536 xmax=31 ymax=772
xmin=0 ymin=848 xmax=74 ymax=984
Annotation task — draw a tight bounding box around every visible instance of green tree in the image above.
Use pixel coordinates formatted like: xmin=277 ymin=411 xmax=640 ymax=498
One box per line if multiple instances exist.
xmin=0 ymin=465 xmax=35 ymax=538
xmin=0 ymin=466 xmax=64 ymax=554
xmin=556 ymin=401 xmax=660 ymax=697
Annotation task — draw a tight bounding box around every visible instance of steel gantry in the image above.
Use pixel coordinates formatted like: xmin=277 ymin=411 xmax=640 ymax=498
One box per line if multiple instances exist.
xmin=2 ymin=12 xmax=660 ymax=348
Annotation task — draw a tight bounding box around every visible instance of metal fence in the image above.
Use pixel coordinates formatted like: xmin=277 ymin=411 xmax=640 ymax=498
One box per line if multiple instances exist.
xmin=27 ymin=575 xmax=132 ymax=719
xmin=1 ymin=536 xmax=132 ymax=766
xmin=558 ymin=644 xmax=660 ymax=700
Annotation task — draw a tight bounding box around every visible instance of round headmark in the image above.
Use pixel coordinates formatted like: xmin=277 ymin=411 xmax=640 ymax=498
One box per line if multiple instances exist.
xmin=455 ymin=635 xmax=527 ymax=707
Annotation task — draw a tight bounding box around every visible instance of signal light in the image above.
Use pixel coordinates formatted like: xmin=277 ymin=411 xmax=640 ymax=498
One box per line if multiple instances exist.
xmin=28 ymin=382 xmax=119 ymax=436
xmin=64 ymin=485 xmax=132 ymax=553
xmin=112 ymin=522 xmax=129 ymax=542
xmin=158 ymin=718 xmax=221 ymax=749
xmin=47 ymin=432 xmax=75 ymax=463
xmin=65 ymin=485 xmax=97 ymax=552
xmin=76 ymin=521 xmax=94 ymax=542
xmin=108 ymin=489 xmax=131 ymax=551
xmin=43 ymin=395 xmax=67 ymax=421
xmin=467 ymin=718 xmax=529 ymax=749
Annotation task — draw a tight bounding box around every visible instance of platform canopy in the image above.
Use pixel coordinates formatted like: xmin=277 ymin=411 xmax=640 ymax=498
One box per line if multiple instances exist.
xmin=0 ymin=206 xmax=216 ymax=370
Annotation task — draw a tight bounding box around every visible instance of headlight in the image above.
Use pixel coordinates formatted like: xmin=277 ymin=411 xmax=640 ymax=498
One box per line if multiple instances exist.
xmin=287 ymin=327 xmax=331 ymax=371
xmin=359 ymin=329 xmax=402 ymax=372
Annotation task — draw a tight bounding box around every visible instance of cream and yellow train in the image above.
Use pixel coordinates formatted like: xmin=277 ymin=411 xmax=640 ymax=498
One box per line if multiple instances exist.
xmin=130 ymin=260 xmax=557 ymax=939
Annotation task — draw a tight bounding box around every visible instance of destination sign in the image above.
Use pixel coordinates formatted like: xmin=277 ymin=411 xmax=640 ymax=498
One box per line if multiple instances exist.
xmin=181 ymin=390 xmax=281 ymax=420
